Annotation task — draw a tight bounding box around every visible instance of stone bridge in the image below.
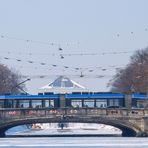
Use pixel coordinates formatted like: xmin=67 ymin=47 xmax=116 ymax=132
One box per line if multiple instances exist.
xmin=0 ymin=108 xmax=148 ymax=137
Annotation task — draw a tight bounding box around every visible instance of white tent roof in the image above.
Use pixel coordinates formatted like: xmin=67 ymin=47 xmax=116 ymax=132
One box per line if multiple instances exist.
xmin=38 ymin=75 xmax=89 ymax=94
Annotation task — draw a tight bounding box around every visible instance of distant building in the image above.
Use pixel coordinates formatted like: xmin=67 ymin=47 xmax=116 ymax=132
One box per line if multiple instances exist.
xmin=38 ymin=75 xmax=89 ymax=94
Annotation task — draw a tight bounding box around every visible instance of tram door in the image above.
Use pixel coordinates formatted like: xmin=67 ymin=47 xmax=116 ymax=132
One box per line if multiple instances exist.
xmin=59 ymin=94 xmax=66 ymax=108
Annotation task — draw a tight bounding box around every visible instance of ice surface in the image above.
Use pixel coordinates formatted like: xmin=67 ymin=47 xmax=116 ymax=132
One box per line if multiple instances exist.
xmin=0 ymin=137 xmax=148 ymax=148
xmin=4 ymin=124 xmax=148 ymax=148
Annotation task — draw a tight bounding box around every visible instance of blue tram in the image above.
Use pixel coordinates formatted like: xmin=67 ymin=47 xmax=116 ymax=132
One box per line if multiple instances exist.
xmin=0 ymin=92 xmax=147 ymax=109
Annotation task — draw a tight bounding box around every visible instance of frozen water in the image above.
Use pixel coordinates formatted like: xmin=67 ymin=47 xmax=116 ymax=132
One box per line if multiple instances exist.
xmin=4 ymin=124 xmax=148 ymax=148
xmin=0 ymin=137 xmax=148 ymax=148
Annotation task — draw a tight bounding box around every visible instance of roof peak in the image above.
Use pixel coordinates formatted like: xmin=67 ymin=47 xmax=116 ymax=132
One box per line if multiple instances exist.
xmin=48 ymin=75 xmax=85 ymax=89
xmin=39 ymin=75 xmax=89 ymax=94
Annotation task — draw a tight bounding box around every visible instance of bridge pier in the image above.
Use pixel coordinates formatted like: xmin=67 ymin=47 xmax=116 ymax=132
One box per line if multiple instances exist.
xmin=138 ymin=117 xmax=148 ymax=137
xmin=0 ymin=130 xmax=6 ymax=137
xmin=121 ymin=129 xmax=137 ymax=137
xmin=137 ymin=131 xmax=148 ymax=137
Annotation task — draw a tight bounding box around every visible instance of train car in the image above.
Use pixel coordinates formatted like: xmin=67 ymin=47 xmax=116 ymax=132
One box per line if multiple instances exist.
xmin=65 ymin=92 xmax=124 ymax=108
xmin=0 ymin=92 xmax=147 ymax=109
xmin=0 ymin=94 xmax=58 ymax=108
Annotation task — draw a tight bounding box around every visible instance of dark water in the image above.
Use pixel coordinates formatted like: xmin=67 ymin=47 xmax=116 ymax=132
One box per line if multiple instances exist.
xmin=0 ymin=137 xmax=148 ymax=148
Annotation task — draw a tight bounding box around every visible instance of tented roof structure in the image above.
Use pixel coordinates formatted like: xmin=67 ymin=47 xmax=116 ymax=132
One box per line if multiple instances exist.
xmin=38 ymin=75 xmax=89 ymax=94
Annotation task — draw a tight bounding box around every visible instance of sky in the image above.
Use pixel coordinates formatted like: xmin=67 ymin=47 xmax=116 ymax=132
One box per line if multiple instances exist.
xmin=0 ymin=0 xmax=148 ymax=94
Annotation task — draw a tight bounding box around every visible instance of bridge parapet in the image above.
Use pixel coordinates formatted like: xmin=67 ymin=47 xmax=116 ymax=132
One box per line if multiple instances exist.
xmin=0 ymin=108 xmax=146 ymax=121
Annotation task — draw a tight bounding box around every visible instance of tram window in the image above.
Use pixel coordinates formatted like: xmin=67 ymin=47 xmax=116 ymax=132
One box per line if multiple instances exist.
xmin=109 ymin=99 xmax=119 ymax=106
xmin=82 ymin=92 xmax=89 ymax=94
xmin=7 ymin=100 xmax=14 ymax=108
xmin=71 ymin=100 xmax=82 ymax=107
xmin=32 ymin=100 xmax=42 ymax=108
xmin=13 ymin=100 xmax=17 ymax=108
xmin=50 ymin=100 xmax=54 ymax=107
xmin=96 ymin=100 xmax=107 ymax=108
xmin=45 ymin=100 xmax=50 ymax=107
xmin=72 ymin=92 xmax=81 ymax=94
xmin=44 ymin=100 xmax=54 ymax=107
xmin=114 ymin=99 xmax=119 ymax=106
xmin=19 ymin=100 xmax=29 ymax=108
xmin=0 ymin=100 xmax=4 ymax=108
xmin=38 ymin=93 xmax=43 ymax=95
xmin=84 ymin=100 xmax=94 ymax=107
xmin=109 ymin=99 xmax=114 ymax=106
xmin=137 ymin=100 xmax=146 ymax=108
xmin=44 ymin=92 xmax=54 ymax=95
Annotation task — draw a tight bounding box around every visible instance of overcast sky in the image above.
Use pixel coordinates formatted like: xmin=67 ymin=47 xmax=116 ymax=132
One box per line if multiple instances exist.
xmin=0 ymin=0 xmax=148 ymax=94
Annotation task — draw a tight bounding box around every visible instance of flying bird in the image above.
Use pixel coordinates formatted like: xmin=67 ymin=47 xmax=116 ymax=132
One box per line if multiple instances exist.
xmin=40 ymin=63 xmax=46 ymax=65
xmin=59 ymin=47 xmax=63 ymax=51
xmin=89 ymin=70 xmax=93 ymax=72
xmin=16 ymin=59 xmax=21 ymax=62
xmin=102 ymin=69 xmax=106 ymax=71
xmin=4 ymin=57 xmax=9 ymax=60
xmin=28 ymin=61 xmax=33 ymax=63
xmin=60 ymin=55 xmax=64 ymax=59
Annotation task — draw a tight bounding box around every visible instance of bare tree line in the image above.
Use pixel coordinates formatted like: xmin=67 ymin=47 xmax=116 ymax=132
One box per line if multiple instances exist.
xmin=110 ymin=47 xmax=148 ymax=94
xmin=0 ymin=64 xmax=25 ymax=95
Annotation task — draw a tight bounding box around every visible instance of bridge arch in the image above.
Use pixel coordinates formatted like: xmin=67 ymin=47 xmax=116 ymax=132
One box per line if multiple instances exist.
xmin=0 ymin=116 xmax=141 ymax=137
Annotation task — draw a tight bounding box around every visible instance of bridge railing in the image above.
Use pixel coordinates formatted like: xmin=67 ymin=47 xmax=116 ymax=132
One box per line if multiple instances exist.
xmin=0 ymin=108 xmax=147 ymax=123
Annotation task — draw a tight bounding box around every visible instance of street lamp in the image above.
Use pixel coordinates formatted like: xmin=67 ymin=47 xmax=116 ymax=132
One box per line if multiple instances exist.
xmin=11 ymin=78 xmax=31 ymax=95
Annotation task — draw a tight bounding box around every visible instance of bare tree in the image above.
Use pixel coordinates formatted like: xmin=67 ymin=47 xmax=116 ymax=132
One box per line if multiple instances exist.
xmin=109 ymin=47 xmax=148 ymax=93
xmin=0 ymin=64 xmax=25 ymax=95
